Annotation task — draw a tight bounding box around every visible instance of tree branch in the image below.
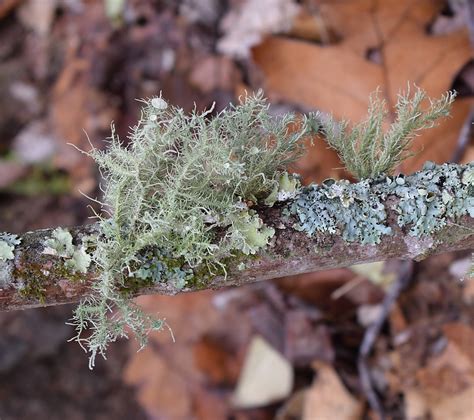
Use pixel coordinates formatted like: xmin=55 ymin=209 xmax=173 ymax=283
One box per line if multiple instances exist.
xmin=1 ymin=180 xmax=472 ymax=312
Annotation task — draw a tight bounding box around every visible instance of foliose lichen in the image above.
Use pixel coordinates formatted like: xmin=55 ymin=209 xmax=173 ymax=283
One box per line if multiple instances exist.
xmin=288 ymin=162 xmax=474 ymax=244
xmin=0 ymin=233 xmax=21 ymax=261
xmin=264 ymin=172 xmax=301 ymax=206
xmin=227 ymin=210 xmax=275 ymax=255
xmin=391 ymin=162 xmax=474 ymax=236
xmin=127 ymin=248 xmax=193 ymax=290
xmin=43 ymin=227 xmax=91 ymax=274
xmin=289 ymin=178 xmax=391 ymax=245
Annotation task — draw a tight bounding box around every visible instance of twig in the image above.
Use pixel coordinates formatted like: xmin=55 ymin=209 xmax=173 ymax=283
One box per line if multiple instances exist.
xmin=357 ymin=261 xmax=414 ymax=420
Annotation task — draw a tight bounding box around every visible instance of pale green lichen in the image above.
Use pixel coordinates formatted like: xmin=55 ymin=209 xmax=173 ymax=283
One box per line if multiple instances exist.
xmin=0 ymin=233 xmax=21 ymax=261
xmin=71 ymin=92 xmax=312 ymax=367
xmin=227 ymin=210 xmax=275 ymax=255
xmin=43 ymin=227 xmax=91 ymax=274
xmin=311 ymin=86 xmax=456 ymax=179
xmin=66 ymin=88 xmax=468 ymax=368
xmin=264 ymin=172 xmax=301 ymax=206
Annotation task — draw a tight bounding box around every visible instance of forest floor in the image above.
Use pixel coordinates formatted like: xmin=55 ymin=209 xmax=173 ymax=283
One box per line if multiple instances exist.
xmin=0 ymin=1 xmax=473 ymax=419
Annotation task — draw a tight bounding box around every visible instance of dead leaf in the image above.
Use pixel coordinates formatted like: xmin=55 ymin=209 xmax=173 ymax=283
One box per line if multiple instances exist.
xmin=193 ymin=335 xmax=240 ymax=386
xmin=442 ymin=323 xmax=474 ymax=364
xmin=123 ymin=345 xmax=193 ymax=419
xmin=284 ymin=311 xmax=334 ymax=365
xmin=0 ymin=0 xmax=22 ymax=19
xmin=18 ymin=0 xmax=57 ymax=36
xmin=233 ymin=335 xmax=294 ymax=408
xmin=288 ymin=10 xmax=338 ymax=43
xmin=218 ymin=0 xmax=300 ymax=59
xmin=303 ymin=362 xmax=363 ymax=420
xmin=189 ymin=55 xmax=242 ymax=93
xmin=0 ymin=161 xmax=27 ymax=189
xmin=431 ymin=385 xmax=474 ymax=420
xmin=416 ymin=341 xmax=474 ymax=402
xmin=252 ymin=0 xmax=472 ymax=179
xmin=403 ymin=387 xmax=428 ymax=420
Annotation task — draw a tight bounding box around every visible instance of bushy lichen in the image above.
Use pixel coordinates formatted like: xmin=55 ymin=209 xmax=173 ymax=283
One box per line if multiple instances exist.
xmin=43 ymin=227 xmax=91 ymax=274
xmin=71 ymin=92 xmax=312 ymax=367
xmin=289 ymin=162 xmax=473 ymax=244
xmin=311 ymin=86 xmax=456 ymax=179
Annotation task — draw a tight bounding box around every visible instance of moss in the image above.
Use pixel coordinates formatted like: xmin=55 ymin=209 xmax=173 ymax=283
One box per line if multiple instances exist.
xmin=15 ymin=263 xmax=47 ymax=303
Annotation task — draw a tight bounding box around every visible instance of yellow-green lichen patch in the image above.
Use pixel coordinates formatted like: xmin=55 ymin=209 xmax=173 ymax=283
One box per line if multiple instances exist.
xmin=43 ymin=227 xmax=91 ymax=274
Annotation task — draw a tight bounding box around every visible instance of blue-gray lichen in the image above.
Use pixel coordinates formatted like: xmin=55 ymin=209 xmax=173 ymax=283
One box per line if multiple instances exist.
xmin=289 ymin=178 xmax=391 ymax=244
xmin=391 ymin=162 xmax=474 ymax=236
xmin=128 ymin=248 xmax=193 ymax=290
xmin=289 ymin=162 xmax=474 ymax=244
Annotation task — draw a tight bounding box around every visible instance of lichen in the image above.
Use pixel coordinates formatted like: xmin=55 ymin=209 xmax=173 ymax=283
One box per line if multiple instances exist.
xmin=43 ymin=227 xmax=91 ymax=274
xmin=64 ymin=89 xmax=469 ymax=368
xmin=288 ymin=162 xmax=473 ymax=244
xmin=127 ymin=248 xmax=193 ymax=290
xmin=392 ymin=162 xmax=474 ymax=236
xmin=0 ymin=233 xmax=21 ymax=261
xmin=311 ymin=86 xmax=456 ymax=179
xmin=264 ymin=172 xmax=301 ymax=206
xmin=289 ymin=177 xmax=391 ymax=245
xmin=228 ymin=210 xmax=275 ymax=255
xmin=71 ymin=92 xmax=312 ymax=367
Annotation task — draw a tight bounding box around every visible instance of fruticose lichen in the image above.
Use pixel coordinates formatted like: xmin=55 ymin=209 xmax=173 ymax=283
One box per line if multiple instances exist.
xmin=43 ymin=227 xmax=91 ymax=274
xmin=65 ymin=88 xmax=470 ymax=368
xmin=71 ymin=92 xmax=312 ymax=367
xmin=289 ymin=162 xmax=474 ymax=243
xmin=311 ymin=86 xmax=456 ymax=179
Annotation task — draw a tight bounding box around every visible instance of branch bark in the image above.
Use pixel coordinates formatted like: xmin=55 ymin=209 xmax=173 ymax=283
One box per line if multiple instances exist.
xmin=1 ymin=198 xmax=472 ymax=311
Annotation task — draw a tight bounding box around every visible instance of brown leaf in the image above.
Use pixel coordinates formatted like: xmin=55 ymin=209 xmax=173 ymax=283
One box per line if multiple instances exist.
xmin=189 ymin=55 xmax=242 ymax=93
xmin=303 ymin=362 xmax=363 ymax=420
xmin=252 ymin=0 xmax=472 ymax=179
xmin=193 ymin=335 xmax=240 ymax=386
xmin=123 ymin=346 xmax=193 ymax=419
